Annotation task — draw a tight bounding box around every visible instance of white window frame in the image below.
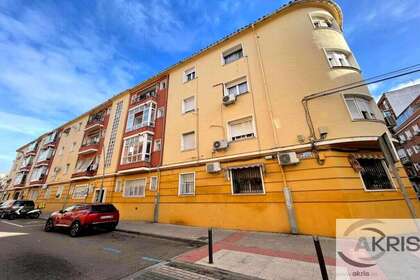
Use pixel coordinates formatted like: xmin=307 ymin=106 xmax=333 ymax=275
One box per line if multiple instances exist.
xmin=309 ymin=11 xmax=340 ymax=31
xmin=324 ymin=49 xmax=357 ymax=69
xmin=92 ymin=188 xmax=107 ymax=203
xmin=30 ymin=166 xmax=48 ymax=182
xmin=343 ymin=95 xmax=377 ymax=121
xmin=182 ymin=96 xmax=196 ymax=114
xmin=405 ymin=130 xmax=413 ymax=140
xmin=56 ymin=185 xmax=64 ymax=199
xmin=227 ymin=116 xmax=256 ymax=142
xmin=181 ymin=131 xmax=196 ymax=151
xmin=224 ymin=76 xmax=249 ymax=97
xmin=123 ymin=179 xmax=146 ymax=198
xmin=157 ymin=107 xmax=165 ymax=118
xmin=221 ymin=44 xmax=244 ymax=65
xmin=44 ymin=188 xmax=51 ymax=199
xmin=72 ymin=185 xmax=89 ymax=199
xmin=121 ymin=132 xmax=153 ymax=164
xmin=183 ymin=67 xmax=196 ymax=83
xmin=126 ymin=101 xmax=157 ymax=132
xmin=153 ymin=139 xmax=162 ymax=152
xmin=114 ymin=180 xmax=122 ymax=192
xmin=150 ymin=176 xmax=158 ymax=191
xmin=178 ymin=172 xmax=195 ymax=196
xmin=229 ymin=166 xmax=266 ymax=195
xmin=358 ymin=159 xmax=396 ymax=192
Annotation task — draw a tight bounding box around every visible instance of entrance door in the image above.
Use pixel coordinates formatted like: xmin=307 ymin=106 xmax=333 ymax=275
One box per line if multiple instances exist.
xmin=93 ymin=188 xmax=106 ymax=203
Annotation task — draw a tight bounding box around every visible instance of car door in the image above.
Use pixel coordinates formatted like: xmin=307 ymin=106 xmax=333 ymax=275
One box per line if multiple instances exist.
xmin=60 ymin=206 xmax=75 ymax=226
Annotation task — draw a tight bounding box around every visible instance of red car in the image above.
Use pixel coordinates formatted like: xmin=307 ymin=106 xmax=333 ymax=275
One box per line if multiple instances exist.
xmin=44 ymin=203 xmax=119 ymax=237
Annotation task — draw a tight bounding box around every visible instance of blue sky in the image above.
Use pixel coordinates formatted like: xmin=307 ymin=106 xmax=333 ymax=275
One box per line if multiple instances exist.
xmin=0 ymin=0 xmax=419 ymax=174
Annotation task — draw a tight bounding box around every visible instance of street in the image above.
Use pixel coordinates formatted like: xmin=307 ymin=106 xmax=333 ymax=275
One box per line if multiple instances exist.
xmin=0 ymin=219 xmax=194 ymax=280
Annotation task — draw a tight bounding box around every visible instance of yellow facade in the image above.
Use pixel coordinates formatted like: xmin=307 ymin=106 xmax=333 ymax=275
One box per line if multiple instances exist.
xmin=4 ymin=0 xmax=419 ymax=237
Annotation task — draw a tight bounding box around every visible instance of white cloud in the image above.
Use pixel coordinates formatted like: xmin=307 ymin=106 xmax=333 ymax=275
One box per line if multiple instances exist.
xmin=0 ymin=112 xmax=54 ymax=136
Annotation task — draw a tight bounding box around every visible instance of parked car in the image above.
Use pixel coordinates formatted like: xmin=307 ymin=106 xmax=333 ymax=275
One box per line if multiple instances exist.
xmin=0 ymin=200 xmax=39 ymax=219
xmin=44 ymin=203 xmax=119 ymax=237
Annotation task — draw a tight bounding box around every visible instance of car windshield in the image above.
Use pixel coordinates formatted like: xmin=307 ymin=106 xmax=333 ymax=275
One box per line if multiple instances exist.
xmin=90 ymin=204 xmax=116 ymax=213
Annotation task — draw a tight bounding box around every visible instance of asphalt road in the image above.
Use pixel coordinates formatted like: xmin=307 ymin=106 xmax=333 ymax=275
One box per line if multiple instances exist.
xmin=0 ymin=218 xmax=194 ymax=280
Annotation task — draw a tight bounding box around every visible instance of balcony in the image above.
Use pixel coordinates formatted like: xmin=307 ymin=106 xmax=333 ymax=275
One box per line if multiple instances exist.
xmin=130 ymin=87 xmax=157 ymax=107
xmin=400 ymin=156 xmax=411 ymax=165
xmin=78 ymin=142 xmax=100 ymax=155
xmin=85 ymin=111 xmax=106 ymax=131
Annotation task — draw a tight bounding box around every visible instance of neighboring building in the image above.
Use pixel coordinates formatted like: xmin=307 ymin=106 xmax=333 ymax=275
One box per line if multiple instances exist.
xmin=378 ymin=85 xmax=420 ymax=193
xmin=3 ymin=0 xmax=419 ymax=237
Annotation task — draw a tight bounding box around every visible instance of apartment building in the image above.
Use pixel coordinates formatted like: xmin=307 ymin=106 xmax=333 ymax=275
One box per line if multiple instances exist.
xmin=379 ymin=94 xmax=420 ymax=192
xmin=3 ymin=0 xmax=419 ymax=237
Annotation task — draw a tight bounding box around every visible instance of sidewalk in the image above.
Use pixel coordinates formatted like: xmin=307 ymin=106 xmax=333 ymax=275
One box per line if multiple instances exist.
xmin=117 ymin=220 xmax=337 ymax=280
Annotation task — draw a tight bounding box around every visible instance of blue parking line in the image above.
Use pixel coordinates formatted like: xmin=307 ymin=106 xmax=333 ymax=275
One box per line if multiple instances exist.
xmin=142 ymin=256 xmax=161 ymax=263
xmin=103 ymin=247 xmax=121 ymax=254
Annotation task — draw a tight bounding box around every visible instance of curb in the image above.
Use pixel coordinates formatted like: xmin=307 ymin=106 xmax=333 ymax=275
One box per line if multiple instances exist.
xmin=115 ymin=228 xmax=207 ymax=247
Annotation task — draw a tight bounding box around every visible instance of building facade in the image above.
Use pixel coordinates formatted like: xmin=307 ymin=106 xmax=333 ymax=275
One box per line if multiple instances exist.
xmin=3 ymin=0 xmax=419 ymax=237
xmin=378 ymin=86 xmax=420 ymax=193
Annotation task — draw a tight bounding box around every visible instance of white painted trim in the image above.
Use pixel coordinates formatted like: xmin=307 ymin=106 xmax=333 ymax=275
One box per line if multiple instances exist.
xmin=122 ymin=130 xmax=154 ymax=140
xmin=78 ymin=148 xmax=99 ymax=155
xmin=122 ymin=178 xmax=146 ymax=198
xmin=92 ymin=187 xmax=107 ymax=203
xmin=221 ymin=43 xmax=244 ymax=65
xmin=178 ymin=172 xmax=195 ymax=196
xmin=226 ymin=115 xmax=257 ymax=142
xmin=149 ymin=176 xmax=158 ymax=191
xmin=181 ymin=131 xmax=196 ymax=151
xmin=182 ymin=96 xmax=196 ymax=114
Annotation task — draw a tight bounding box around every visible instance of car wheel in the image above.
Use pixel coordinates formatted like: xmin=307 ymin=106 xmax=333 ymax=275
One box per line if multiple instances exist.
xmin=30 ymin=212 xmax=40 ymax=219
xmin=69 ymin=221 xmax=82 ymax=237
xmin=44 ymin=219 xmax=55 ymax=232
xmin=8 ymin=213 xmax=17 ymax=220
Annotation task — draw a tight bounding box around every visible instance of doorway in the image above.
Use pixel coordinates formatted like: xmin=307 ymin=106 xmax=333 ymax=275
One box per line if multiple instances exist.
xmin=93 ymin=188 xmax=106 ymax=203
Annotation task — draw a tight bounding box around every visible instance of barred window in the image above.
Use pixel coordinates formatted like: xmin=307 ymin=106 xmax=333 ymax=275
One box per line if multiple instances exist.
xmin=150 ymin=176 xmax=158 ymax=191
xmin=179 ymin=173 xmax=195 ymax=195
xmin=358 ymin=159 xmax=394 ymax=190
xmin=230 ymin=166 xmax=264 ymax=194
xmin=123 ymin=179 xmax=146 ymax=197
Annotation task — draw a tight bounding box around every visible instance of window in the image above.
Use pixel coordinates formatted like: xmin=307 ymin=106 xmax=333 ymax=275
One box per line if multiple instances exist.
xmin=344 ymin=96 xmax=377 ymax=120
xmin=121 ymin=133 xmax=153 ymax=164
xmin=182 ymin=96 xmax=195 ymax=113
xmin=56 ymin=186 xmax=64 ymax=199
xmin=131 ymin=86 xmax=156 ymax=104
xmin=27 ymin=142 xmax=37 ymax=153
xmin=14 ymin=172 xmax=26 ymax=185
xmin=407 ymin=148 xmax=414 ymax=156
xmin=29 ymin=190 xmax=38 ymax=201
xmin=228 ymin=117 xmax=255 ymax=141
xmin=179 ymin=173 xmax=195 ymax=195
xmin=37 ymin=147 xmax=54 ymax=162
xmin=326 ymin=50 xmax=352 ymax=68
xmin=157 ymin=107 xmax=165 ymax=118
xmin=181 ymin=131 xmax=195 ymax=151
xmin=44 ymin=188 xmax=51 ymax=199
xmin=183 ymin=67 xmax=196 ymax=83
xmin=230 ymin=166 xmax=264 ymax=194
xmin=399 ymin=134 xmax=406 ymax=142
xmin=397 ymin=149 xmax=407 ymax=158
xmin=413 ymin=124 xmax=419 ymax=134
xmin=123 ymin=179 xmax=146 ymax=197
xmin=64 ymin=163 xmax=70 ymax=174
xmin=72 ymin=185 xmax=89 ymax=199
xmin=222 ymin=44 xmax=243 ymax=64
xmin=105 ymin=100 xmax=123 ymax=168
xmin=225 ymin=77 xmax=248 ymax=97
xmin=357 ymin=159 xmax=394 ymax=190
xmin=58 ymin=146 xmax=64 ymax=156
xmin=115 ymin=180 xmax=122 ymax=192
xmin=153 ymin=139 xmax=162 ymax=152
xmin=82 ymin=130 xmax=101 ymax=146
xmin=126 ymin=102 xmax=157 ymax=132
xmin=413 ymin=145 xmax=420 ymax=154
xmin=311 ymin=14 xmax=339 ymax=30
xmin=71 ymin=142 xmax=77 ymax=152
xmin=30 ymin=166 xmax=48 ymax=182
xmin=405 ymin=130 xmax=413 ymax=140
xmin=74 ymin=157 xmax=96 ymax=173
xmin=44 ymin=131 xmax=57 ymax=145
xmin=150 ymin=176 xmax=158 ymax=191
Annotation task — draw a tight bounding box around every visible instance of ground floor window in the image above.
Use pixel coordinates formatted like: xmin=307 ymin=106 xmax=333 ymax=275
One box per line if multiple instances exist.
xmin=123 ymin=179 xmax=146 ymax=197
xmin=55 ymin=186 xmax=64 ymax=199
xmin=230 ymin=166 xmax=264 ymax=194
xmin=72 ymin=185 xmax=89 ymax=199
xmin=179 ymin=173 xmax=195 ymax=195
xmin=358 ymin=159 xmax=394 ymax=190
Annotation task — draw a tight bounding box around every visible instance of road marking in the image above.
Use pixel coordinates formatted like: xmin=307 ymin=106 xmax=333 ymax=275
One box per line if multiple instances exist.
xmin=1 ymin=221 xmax=24 ymax=227
xmin=0 ymin=232 xmax=29 ymax=238
xmin=142 ymin=256 xmax=162 ymax=263
xmin=103 ymin=247 xmax=121 ymax=254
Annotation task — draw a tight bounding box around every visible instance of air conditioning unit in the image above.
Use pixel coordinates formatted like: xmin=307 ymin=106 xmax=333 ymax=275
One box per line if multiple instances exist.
xmin=277 ymin=152 xmax=300 ymax=165
xmin=213 ymin=140 xmax=229 ymax=151
xmin=223 ymin=93 xmax=236 ymax=106
xmin=206 ymin=162 xmax=221 ymax=173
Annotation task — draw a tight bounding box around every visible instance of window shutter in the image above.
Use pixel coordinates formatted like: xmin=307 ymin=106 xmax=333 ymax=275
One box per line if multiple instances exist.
xmin=230 ymin=118 xmax=253 ymax=139
xmin=182 ymin=132 xmax=195 ymax=150
xmin=183 ymin=97 xmax=195 ymax=113
xmin=345 ymin=98 xmax=363 ymax=119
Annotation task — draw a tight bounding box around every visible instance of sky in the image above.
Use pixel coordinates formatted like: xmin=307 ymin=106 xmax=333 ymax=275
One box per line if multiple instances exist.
xmin=0 ymin=0 xmax=419 ymax=174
